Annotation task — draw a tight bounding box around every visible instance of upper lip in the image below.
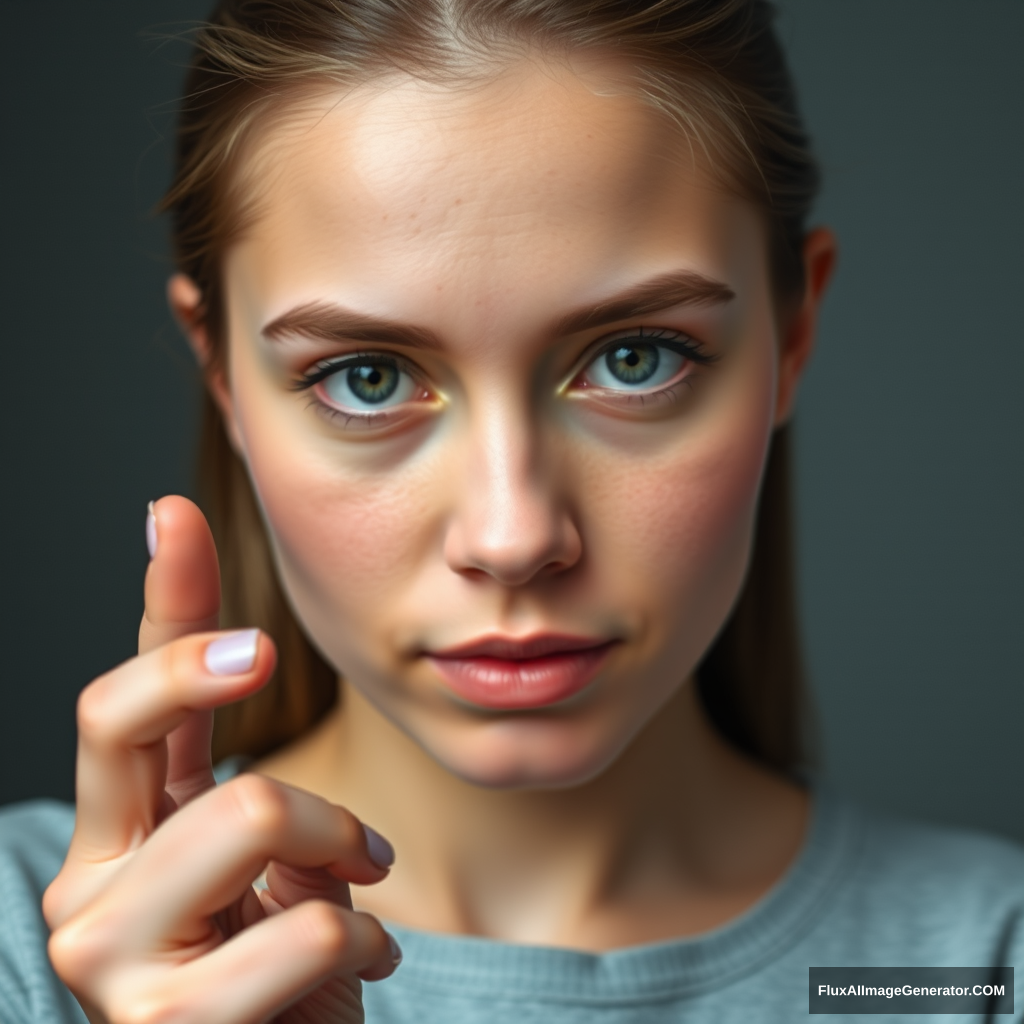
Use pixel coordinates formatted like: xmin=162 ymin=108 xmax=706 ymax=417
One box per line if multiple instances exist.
xmin=427 ymin=633 xmax=614 ymax=661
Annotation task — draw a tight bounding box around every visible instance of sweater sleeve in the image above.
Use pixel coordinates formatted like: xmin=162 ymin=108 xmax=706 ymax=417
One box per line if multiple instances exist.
xmin=0 ymin=801 xmax=87 ymax=1024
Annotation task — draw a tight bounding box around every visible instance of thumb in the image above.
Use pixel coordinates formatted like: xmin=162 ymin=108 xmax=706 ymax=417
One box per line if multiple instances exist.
xmin=139 ymin=495 xmax=221 ymax=655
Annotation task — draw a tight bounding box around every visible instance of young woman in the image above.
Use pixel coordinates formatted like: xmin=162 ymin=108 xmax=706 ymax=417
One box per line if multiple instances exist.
xmin=0 ymin=2 xmax=1020 ymax=1022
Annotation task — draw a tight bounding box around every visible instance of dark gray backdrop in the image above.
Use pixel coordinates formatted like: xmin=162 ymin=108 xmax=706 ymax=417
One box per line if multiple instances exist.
xmin=1 ymin=1 xmax=1021 ymax=842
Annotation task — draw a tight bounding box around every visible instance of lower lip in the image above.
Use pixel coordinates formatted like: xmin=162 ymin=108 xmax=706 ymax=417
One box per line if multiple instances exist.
xmin=427 ymin=644 xmax=616 ymax=710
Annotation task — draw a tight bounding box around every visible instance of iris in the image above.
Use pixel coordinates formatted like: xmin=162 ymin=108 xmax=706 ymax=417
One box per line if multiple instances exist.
xmin=605 ymin=343 xmax=659 ymax=385
xmin=345 ymin=361 xmax=399 ymax=404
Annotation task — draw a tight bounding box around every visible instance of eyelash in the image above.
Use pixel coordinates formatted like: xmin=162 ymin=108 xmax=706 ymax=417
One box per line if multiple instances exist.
xmin=292 ymin=353 xmax=418 ymax=392
xmin=290 ymin=328 xmax=717 ymax=425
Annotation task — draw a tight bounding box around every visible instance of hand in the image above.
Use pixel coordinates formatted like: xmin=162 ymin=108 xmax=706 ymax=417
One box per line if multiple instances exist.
xmin=43 ymin=496 xmax=399 ymax=1024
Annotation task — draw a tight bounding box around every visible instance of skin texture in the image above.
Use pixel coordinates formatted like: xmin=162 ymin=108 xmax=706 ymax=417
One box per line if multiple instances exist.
xmin=227 ymin=70 xmax=778 ymax=791
xmin=46 ymin=58 xmax=835 ymax=1023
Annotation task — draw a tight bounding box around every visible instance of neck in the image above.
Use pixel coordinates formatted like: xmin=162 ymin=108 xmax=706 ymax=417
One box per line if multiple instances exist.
xmin=256 ymin=680 xmax=807 ymax=951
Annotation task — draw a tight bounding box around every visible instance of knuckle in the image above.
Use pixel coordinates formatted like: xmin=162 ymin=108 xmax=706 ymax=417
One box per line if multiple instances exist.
xmin=41 ymin=873 xmax=72 ymax=930
xmin=75 ymin=678 xmax=117 ymax=744
xmin=48 ymin=901 xmax=138 ymax=996
xmin=221 ymin=773 xmax=291 ymax=839
xmin=298 ymin=900 xmax=350 ymax=958
xmin=161 ymin=639 xmax=195 ymax=701
xmin=363 ymin=914 xmax=392 ymax=962
xmin=46 ymin=925 xmax=77 ymax=982
xmin=47 ymin=916 xmax=106 ymax=990
xmin=107 ymin=993 xmax=184 ymax=1024
xmin=335 ymin=806 xmax=363 ymax=850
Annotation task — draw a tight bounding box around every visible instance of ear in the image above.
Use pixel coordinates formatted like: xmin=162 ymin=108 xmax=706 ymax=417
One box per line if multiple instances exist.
xmin=773 ymin=227 xmax=838 ymax=426
xmin=167 ymin=274 xmax=245 ymax=453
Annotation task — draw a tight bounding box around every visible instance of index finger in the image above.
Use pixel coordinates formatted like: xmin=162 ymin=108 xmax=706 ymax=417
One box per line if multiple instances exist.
xmin=139 ymin=496 xmax=223 ymax=803
xmin=72 ymin=630 xmax=275 ymax=858
xmin=139 ymin=496 xmax=221 ymax=655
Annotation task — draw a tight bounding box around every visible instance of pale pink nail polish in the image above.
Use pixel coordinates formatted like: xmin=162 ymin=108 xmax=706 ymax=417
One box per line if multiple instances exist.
xmin=146 ymin=501 xmax=157 ymax=559
xmin=205 ymin=629 xmax=259 ymax=676
xmin=363 ymin=824 xmax=395 ymax=869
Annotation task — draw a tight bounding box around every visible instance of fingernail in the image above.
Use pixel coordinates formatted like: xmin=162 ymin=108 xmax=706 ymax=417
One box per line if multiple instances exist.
xmin=363 ymin=824 xmax=395 ymax=869
xmin=205 ymin=629 xmax=259 ymax=676
xmin=388 ymin=932 xmax=403 ymax=966
xmin=146 ymin=501 xmax=157 ymax=559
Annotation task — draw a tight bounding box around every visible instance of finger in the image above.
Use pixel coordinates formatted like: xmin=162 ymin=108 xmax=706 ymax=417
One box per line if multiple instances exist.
xmin=106 ymin=903 xmax=395 ymax=1024
xmin=111 ymin=776 xmax=392 ymax=939
xmin=262 ymin=822 xmax=394 ymax=913
xmin=72 ymin=631 xmax=275 ymax=857
xmin=265 ymin=862 xmax=355 ymax=912
xmin=140 ymin=496 xmax=224 ymax=806
xmin=139 ymin=495 xmax=221 ymax=654
xmin=165 ymin=710 xmax=216 ymax=807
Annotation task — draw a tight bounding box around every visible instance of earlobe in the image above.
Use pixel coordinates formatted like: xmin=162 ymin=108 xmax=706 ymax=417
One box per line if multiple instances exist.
xmin=167 ymin=273 xmax=246 ymax=454
xmin=773 ymin=227 xmax=838 ymax=427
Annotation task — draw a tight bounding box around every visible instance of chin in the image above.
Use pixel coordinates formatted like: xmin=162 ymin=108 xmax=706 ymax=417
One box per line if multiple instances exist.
xmin=419 ymin=714 xmax=635 ymax=791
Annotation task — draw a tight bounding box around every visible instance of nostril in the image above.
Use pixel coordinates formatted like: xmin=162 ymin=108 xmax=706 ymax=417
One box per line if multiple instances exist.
xmin=444 ymin=514 xmax=582 ymax=587
xmin=443 ymin=434 xmax=583 ymax=585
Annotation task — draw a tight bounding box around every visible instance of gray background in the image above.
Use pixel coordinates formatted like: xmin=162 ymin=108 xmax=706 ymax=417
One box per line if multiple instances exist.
xmin=1 ymin=2 xmax=1021 ymax=842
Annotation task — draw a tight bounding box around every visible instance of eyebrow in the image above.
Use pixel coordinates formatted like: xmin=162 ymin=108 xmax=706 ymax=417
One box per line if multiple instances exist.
xmin=554 ymin=270 xmax=735 ymax=336
xmin=260 ymin=270 xmax=735 ymax=349
xmin=262 ymin=303 xmax=444 ymax=350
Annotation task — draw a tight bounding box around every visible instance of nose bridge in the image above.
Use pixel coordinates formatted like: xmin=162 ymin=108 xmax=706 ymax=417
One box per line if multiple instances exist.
xmin=445 ymin=387 xmax=580 ymax=585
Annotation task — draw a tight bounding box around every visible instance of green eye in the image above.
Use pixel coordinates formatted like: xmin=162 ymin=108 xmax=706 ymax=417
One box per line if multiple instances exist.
xmin=319 ymin=356 xmax=417 ymax=410
xmin=344 ymin=362 xmax=400 ymax=404
xmin=584 ymin=338 xmax=686 ymax=391
xmin=604 ymin=343 xmax=661 ymax=384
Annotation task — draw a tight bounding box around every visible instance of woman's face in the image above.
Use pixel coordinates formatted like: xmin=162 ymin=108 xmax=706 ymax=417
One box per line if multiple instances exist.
xmin=215 ymin=62 xmax=789 ymax=788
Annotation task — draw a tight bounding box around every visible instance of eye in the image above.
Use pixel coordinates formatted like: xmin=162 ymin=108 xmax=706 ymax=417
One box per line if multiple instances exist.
xmin=587 ymin=340 xmax=681 ymax=389
xmin=323 ymin=357 xmax=415 ymax=410
xmin=577 ymin=330 xmax=710 ymax=394
xmin=296 ymin=354 xmax=424 ymax=414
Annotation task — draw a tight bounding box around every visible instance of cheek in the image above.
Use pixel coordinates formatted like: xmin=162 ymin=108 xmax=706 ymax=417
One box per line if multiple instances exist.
xmin=259 ymin=459 xmax=419 ymax=597
xmin=230 ymin=376 xmax=439 ymax=663
xmin=579 ymin=351 xmax=777 ymax=652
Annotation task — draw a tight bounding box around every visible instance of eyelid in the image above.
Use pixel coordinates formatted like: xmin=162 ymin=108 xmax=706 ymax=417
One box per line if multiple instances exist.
xmin=595 ymin=326 xmax=713 ymax=358
xmin=291 ymin=349 xmax=426 ymax=393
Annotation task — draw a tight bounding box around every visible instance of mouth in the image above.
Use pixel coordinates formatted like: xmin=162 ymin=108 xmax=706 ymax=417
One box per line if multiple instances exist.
xmin=425 ymin=634 xmax=618 ymax=710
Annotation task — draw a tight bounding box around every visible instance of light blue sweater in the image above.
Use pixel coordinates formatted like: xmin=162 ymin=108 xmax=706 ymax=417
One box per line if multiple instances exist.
xmin=0 ymin=793 xmax=1021 ymax=1022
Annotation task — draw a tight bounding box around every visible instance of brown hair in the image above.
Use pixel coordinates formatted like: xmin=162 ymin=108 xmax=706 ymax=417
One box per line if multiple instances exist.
xmin=162 ymin=0 xmax=820 ymax=771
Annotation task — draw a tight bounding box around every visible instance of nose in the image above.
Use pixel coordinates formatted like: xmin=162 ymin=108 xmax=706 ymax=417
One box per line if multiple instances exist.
xmin=443 ymin=402 xmax=582 ymax=587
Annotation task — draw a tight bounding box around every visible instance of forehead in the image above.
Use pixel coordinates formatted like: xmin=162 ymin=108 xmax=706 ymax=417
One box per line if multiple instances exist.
xmin=227 ymin=61 xmax=765 ymax=333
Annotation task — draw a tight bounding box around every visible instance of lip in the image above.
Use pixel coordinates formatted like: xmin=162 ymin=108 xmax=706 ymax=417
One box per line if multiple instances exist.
xmin=426 ymin=633 xmax=617 ymax=710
